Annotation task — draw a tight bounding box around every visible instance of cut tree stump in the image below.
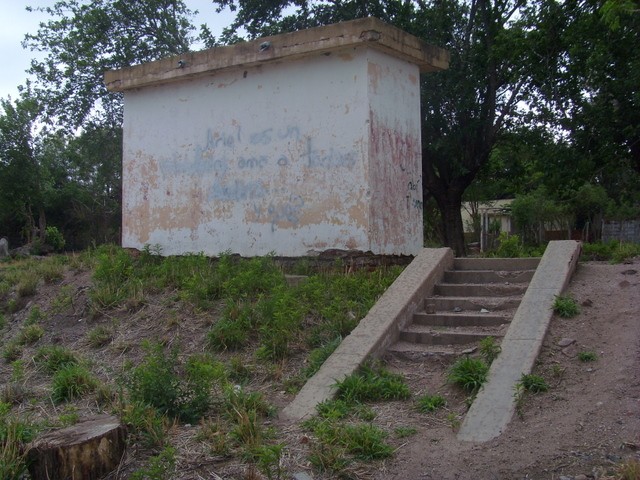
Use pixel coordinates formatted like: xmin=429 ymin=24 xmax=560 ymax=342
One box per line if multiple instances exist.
xmin=27 ymin=414 xmax=127 ymax=480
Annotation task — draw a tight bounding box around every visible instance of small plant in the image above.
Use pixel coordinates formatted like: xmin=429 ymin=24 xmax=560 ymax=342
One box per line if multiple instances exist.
xmin=417 ymin=394 xmax=447 ymax=413
xmin=335 ymin=364 xmax=411 ymax=404
xmin=446 ymin=412 xmax=461 ymax=430
xmin=17 ymin=324 xmax=44 ymax=345
xmin=34 ymin=345 xmax=78 ymax=374
xmin=553 ymin=295 xmax=580 ymax=318
xmin=308 ymin=442 xmax=350 ymax=474
xmin=196 ymin=418 xmax=229 ymax=456
xmin=303 ymin=337 xmax=341 ymax=378
xmin=16 ymin=273 xmax=38 ymax=297
xmin=316 ymin=399 xmax=352 ymax=420
xmin=51 ymin=286 xmax=74 ymax=313
xmin=121 ymin=402 xmax=170 ymax=449
xmin=130 ymin=446 xmax=176 ymax=480
xmin=2 ymin=342 xmax=22 ymax=363
xmin=518 ymin=373 xmax=549 ymax=393
xmin=479 ymin=336 xmax=501 ymax=364
xmin=394 ymin=426 xmax=417 ymax=438
xmin=0 ymin=412 xmax=36 ymax=480
xmin=448 ymin=357 xmax=489 ymax=393
xmin=87 ymin=326 xmax=113 ymax=348
xmin=254 ymin=443 xmax=285 ymax=480
xmin=51 ymin=365 xmax=98 ymax=403
xmin=578 ymin=351 xmax=598 ymax=362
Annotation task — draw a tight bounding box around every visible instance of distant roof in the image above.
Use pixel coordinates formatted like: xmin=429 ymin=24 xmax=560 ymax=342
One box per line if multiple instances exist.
xmin=104 ymin=17 xmax=449 ymax=92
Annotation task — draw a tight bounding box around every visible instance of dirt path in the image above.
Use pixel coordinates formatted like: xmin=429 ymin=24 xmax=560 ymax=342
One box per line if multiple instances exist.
xmin=375 ymin=261 xmax=640 ymax=480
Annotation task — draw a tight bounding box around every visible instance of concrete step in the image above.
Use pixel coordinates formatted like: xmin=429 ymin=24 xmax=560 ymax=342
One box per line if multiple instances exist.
xmin=453 ymin=257 xmax=540 ymax=271
xmin=413 ymin=312 xmax=509 ymax=327
xmin=387 ymin=341 xmax=475 ymax=358
xmin=427 ymin=296 xmax=522 ymax=312
xmin=434 ymin=283 xmax=528 ymax=297
xmin=399 ymin=325 xmax=502 ymax=346
xmin=443 ymin=269 xmax=534 ymax=284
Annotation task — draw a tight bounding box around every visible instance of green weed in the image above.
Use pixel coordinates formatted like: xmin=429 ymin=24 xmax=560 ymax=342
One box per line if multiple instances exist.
xmin=518 ymin=373 xmax=549 ymax=393
xmin=448 ymin=357 xmax=489 ymax=393
xmin=394 ymin=426 xmax=417 ymax=438
xmin=0 ymin=410 xmax=37 ymax=480
xmin=303 ymin=337 xmax=341 ymax=378
xmin=51 ymin=285 xmax=74 ymax=313
xmin=254 ymin=443 xmax=285 ymax=480
xmin=17 ymin=324 xmax=44 ymax=345
xmin=121 ymin=402 xmax=170 ymax=449
xmin=130 ymin=446 xmax=176 ymax=480
xmin=207 ymin=300 xmax=252 ymax=351
xmin=2 ymin=343 xmax=22 ymax=363
xmin=316 ymin=399 xmax=352 ymax=420
xmin=553 ymin=295 xmax=580 ymax=318
xmin=479 ymin=336 xmax=501 ymax=364
xmin=51 ymin=365 xmax=98 ymax=403
xmin=34 ymin=345 xmax=78 ymax=374
xmin=417 ymin=394 xmax=447 ymax=413
xmin=578 ymin=351 xmax=598 ymax=362
xmin=335 ymin=364 xmax=410 ymax=404
xmin=16 ymin=272 xmax=38 ymax=297
xmin=87 ymin=325 xmax=113 ymax=348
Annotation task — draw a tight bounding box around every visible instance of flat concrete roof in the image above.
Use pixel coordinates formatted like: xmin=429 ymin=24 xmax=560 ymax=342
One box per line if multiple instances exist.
xmin=104 ymin=17 xmax=449 ymax=92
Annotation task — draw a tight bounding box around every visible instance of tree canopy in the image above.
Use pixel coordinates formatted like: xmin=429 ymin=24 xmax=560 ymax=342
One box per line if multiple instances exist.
xmin=1 ymin=0 xmax=638 ymax=253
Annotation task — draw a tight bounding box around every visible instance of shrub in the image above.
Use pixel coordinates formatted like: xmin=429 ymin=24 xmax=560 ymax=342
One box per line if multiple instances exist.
xmin=45 ymin=227 xmax=66 ymax=252
xmin=124 ymin=342 xmax=219 ymax=422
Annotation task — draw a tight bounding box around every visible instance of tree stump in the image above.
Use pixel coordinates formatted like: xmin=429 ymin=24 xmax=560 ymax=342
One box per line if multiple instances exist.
xmin=27 ymin=414 xmax=127 ymax=480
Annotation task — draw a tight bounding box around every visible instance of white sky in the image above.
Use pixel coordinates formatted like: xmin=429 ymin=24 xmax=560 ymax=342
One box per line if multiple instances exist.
xmin=0 ymin=1 xmax=236 ymax=101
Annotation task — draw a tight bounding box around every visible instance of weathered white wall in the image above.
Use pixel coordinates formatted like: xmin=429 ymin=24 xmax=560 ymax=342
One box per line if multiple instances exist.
xmin=122 ymin=45 xmax=422 ymax=256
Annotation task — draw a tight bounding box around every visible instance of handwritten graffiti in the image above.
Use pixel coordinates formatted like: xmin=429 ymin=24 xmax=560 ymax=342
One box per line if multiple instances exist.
xmin=252 ymin=195 xmax=305 ymax=231
xmin=238 ymin=156 xmax=268 ymax=169
xmin=302 ymin=138 xmax=357 ymax=169
xmin=209 ymin=179 xmax=268 ymax=201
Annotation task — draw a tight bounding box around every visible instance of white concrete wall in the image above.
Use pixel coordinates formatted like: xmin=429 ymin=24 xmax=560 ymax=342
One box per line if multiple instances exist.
xmin=122 ymin=45 xmax=422 ymax=256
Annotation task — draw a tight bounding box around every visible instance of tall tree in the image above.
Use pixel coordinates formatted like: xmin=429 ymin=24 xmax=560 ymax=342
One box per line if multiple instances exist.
xmin=23 ymin=0 xmax=196 ymax=130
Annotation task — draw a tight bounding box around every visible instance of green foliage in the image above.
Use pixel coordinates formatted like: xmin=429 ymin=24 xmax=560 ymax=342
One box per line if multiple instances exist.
xmin=254 ymin=443 xmax=285 ymax=480
xmin=130 ymin=446 xmax=177 ymax=480
xmin=303 ymin=337 xmax=342 ymax=378
xmin=306 ymin=419 xmax=393 ymax=462
xmin=581 ymin=241 xmax=640 ymax=263
xmin=417 ymin=394 xmax=446 ymax=413
xmin=316 ymin=399 xmax=352 ymax=420
xmin=51 ymin=364 xmax=98 ymax=403
xmin=335 ymin=364 xmax=410 ymax=404
xmin=45 ymin=226 xmax=66 ymax=252
xmin=2 ymin=343 xmax=23 ymax=363
xmin=256 ymin=288 xmax=304 ymax=361
xmin=517 ymin=373 xmax=549 ymax=393
xmin=394 ymin=426 xmax=417 ymax=438
xmin=124 ymin=342 xmax=219 ymax=423
xmin=578 ymin=351 xmax=598 ymax=362
xmin=0 ymin=408 xmax=37 ymax=480
xmin=207 ymin=300 xmax=253 ymax=351
xmin=87 ymin=325 xmax=113 ymax=348
xmin=120 ymin=402 xmax=169 ymax=449
xmin=479 ymin=336 xmax=501 ymax=364
xmin=553 ymin=295 xmax=580 ymax=318
xmin=17 ymin=323 xmax=44 ymax=345
xmin=34 ymin=345 xmax=78 ymax=373
xmin=448 ymin=357 xmax=489 ymax=394
xmin=16 ymin=272 xmax=38 ymax=297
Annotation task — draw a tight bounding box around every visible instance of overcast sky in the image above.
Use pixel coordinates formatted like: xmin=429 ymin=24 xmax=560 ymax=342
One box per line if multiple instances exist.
xmin=0 ymin=1 xmax=235 ymax=101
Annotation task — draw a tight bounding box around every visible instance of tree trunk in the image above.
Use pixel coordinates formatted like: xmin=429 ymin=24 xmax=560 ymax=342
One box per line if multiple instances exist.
xmin=27 ymin=414 xmax=127 ymax=480
xmin=441 ymin=200 xmax=467 ymax=257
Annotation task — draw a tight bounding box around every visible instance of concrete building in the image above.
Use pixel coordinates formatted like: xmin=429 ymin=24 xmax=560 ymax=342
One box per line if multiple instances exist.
xmin=105 ymin=18 xmax=448 ymax=257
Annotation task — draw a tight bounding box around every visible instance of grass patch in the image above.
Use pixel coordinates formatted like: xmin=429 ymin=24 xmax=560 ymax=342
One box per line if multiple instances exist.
xmin=87 ymin=325 xmax=113 ymax=348
xmin=553 ymin=295 xmax=580 ymax=318
xmin=578 ymin=351 xmax=598 ymax=362
xmin=34 ymin=345 xmax=79 ymax=374
xmin=479 ymin=336 xmax=501 ymax=364
xmin=51 ymin=364 xmax=98 ymax=403
xmin=17 ymin=324 xmax=44 ymax=345
xmin=448 ymin=357 xmax=489 ymax=394
xmin=518 ymin=373 xmax=549 ymax=393
xmin=416 ymin=394 xmax=446 ymax=413
xmin=335 ymin=364 xmax=410 ymax=404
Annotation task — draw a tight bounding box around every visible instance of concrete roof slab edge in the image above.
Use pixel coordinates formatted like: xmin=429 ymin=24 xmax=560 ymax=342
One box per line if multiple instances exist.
xmin=104 ymin=17 xmax=449 ymax=92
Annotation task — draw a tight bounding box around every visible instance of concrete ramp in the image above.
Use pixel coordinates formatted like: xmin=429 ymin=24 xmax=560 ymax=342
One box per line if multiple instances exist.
xmin=457 ymin=240 xmax=581 ymax=442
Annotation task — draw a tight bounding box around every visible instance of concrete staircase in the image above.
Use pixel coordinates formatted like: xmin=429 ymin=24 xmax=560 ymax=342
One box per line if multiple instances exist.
xmin=389 ymin=257 xmax=540 ymax=356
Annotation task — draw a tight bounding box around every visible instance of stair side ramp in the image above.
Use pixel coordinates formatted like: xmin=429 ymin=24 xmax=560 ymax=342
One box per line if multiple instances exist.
xmin=457 ymin=240 xmax=582 ymax=443
xmin=280 ymin=248 xmax=454 ymax=422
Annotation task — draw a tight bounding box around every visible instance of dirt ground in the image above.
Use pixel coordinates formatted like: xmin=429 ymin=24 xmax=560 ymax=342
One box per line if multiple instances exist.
xmin=1 ymin=257 xmax=639 ymax=479
xmin=371 ymin=260 xmax=640 ymax=480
